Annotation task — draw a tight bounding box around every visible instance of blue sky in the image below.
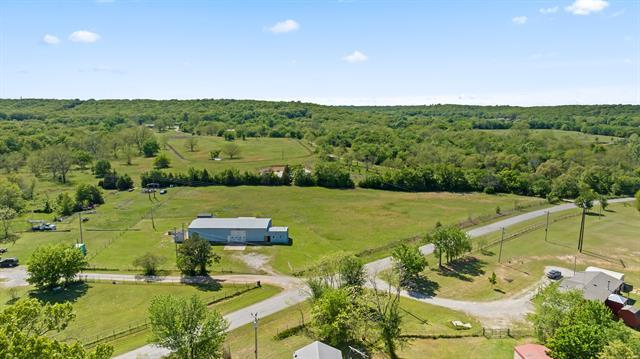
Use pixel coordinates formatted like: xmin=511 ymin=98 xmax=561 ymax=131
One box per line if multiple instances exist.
xmin=0 ymin=0 xmax=638 ymax=105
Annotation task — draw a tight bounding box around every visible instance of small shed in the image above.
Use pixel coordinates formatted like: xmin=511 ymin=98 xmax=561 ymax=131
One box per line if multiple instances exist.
xmin=293 ymin=341 xmax=342 ymax=359
xmin=605 ymin=294 xmax=629 ymax=315
xmin=514 ymin=344 xmax=551 ymax=359
xmin=618 ymin=305 xmax=640 ymax=329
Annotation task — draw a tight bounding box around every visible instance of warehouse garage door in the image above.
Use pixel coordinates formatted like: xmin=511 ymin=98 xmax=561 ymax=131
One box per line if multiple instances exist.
xmin=228 ymin=230 xmax=247 ymax=243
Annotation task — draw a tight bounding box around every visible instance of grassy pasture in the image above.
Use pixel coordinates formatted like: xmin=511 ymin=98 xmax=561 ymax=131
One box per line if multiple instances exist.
xmin=0 ymin=281 xmax=281 ymax=353
xmin=4 ymin=181 xmax=540 ymax=274
xmin=163 ymin=134 xmax=314 ymax=173
xmin=225 ymin=296 xmax=482 ymax=359
xmin=409 ymin=202 xmax=640 ymax=301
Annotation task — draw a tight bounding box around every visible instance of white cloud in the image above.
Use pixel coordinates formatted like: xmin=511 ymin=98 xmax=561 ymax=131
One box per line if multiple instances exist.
xmin=69 ymin=30 xmax=101 ymax=43
xmin=343 ymin=50 xmax=368 ymax=63
xmin=92 ymin=66 xmax=125 ymax=74
xmin=530 ymin=52 xmax=558 ymax=60
xmin=43 ymin=34 xmax=60 ymax=45
xmin=540 ymin=6 xmax=559 ymax=14
xmin=512 ymin=16 xmax=528 ymax=25
xmin=608 ymin=9 xmax=625 ymax=18
xmin=268 ymin=19 xmax=300 ymax=34
xmin=565 ymin=0 xmax=609 ymax=15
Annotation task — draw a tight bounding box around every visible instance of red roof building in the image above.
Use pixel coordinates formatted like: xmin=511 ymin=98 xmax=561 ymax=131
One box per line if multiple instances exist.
xmin=514 ymin=344 xmax=551 ymax=359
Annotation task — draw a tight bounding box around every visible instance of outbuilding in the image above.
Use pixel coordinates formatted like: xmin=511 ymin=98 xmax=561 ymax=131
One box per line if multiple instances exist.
xmin=605 ymin=294 xmax=629 ymax=315
xmin=619 ymin=305 xmax=640 ymax=329
xmin=188 ymin=217 xmax=289 ymax=244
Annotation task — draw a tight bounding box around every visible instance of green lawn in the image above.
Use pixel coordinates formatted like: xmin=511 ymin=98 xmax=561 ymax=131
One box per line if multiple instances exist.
xmin=394 ymin=337 xmax=529 ymax=359
xmin=0 ymin=281 xmax=281 ymax=349
xmin=225 ymin=296 xmax=482 ymax=358
xmin=163 ymin=134 xmax=315 ymax=173
xmin=409 ymin=202 xmax=640 ymax=301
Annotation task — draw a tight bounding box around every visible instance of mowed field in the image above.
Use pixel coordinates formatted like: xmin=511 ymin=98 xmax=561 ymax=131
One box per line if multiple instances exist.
xmin=413 ymin=201 xmax=640 ymax=301
xmin=90 ymin=187 xmax=539 ymax=274
xmin=0 ymin=281 xmax=281 ymax=353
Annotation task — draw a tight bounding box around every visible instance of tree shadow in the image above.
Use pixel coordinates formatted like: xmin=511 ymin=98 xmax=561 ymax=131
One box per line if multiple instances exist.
xmin=493 ymin=288 xmax=506 ymax=294
xmin=433 ymin=256 xmax=486 ymax=282
xmin=586 ymin=212 xmax=604 ymax=217
xmin=406 ymin=276 xmax=440 ymax=298
xmin=29 ymin=281 xmax=90 ymax=304
xmin=480 ymin=249 xmax=495 ymax=256
xmin=181 ymin=277 xmax=223 ymax=292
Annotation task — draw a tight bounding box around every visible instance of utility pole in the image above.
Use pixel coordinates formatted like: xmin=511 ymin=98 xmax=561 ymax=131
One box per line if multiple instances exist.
xmin=78 ymin=212 xmax=84 ymax=244
xmin=251 ymin=313 xmax=259 ymax=359
xmin=544 ymin=211 xmax=550 ymax=242
xmin=150 ymin=205 xmax=156 ymax=231
xmin=174 ymin=227 xmax=178 ymax=256
xmin=498 ymin=227 xmax=505 ymax=263
xmin=578 ymin=207 xmax=586 ymax=252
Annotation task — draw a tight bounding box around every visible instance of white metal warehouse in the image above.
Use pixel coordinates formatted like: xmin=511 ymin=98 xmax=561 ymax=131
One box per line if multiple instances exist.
xmin=187 ymin=217 xmax=289 ymax=244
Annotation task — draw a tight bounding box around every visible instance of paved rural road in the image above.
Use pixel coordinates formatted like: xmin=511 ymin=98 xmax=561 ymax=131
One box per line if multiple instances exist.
xmin=0 ymin=197 xmax=632 ymax=358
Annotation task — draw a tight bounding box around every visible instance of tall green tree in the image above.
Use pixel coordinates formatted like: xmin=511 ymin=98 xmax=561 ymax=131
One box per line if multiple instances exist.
xmin=148 ymin=295 xmax=228 ymax=359
xmin=529 ymin=284 xmax=583 ymax=343
xmin=431 ymin=225 xmax=472 ymax=267
xmin=176 ymin=233 xmax=220 ymax=275
xmin=142 ymin=138 xmax=161 ymax=157
xmin=391 ymin=244 xmax=427 ymax=286
xmin=133 ymin=252 xmax=166 ymax=276
xmin=370 ymin=278 xmax=405 ymax=359
xmin=0 ymin=206 xmax=18 ymax=243
xmin=0 ymin=178 xmax=25 ymax=213
xmin=27 ymin=244 xmax=87 ymax=290
xmin=0 ymin=298 xmax=113 ymax=359
xmin=311 ymin=287 xmax=365 ymax=349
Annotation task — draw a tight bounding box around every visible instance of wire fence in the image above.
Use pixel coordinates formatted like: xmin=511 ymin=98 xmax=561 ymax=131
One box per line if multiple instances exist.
xmin=478 ymin=210 xmax=582 ymax=251
xmin=51 ymin=282 xmax=259 ymax=348
xmin=291 ymin=199 xmax=549 ymax=277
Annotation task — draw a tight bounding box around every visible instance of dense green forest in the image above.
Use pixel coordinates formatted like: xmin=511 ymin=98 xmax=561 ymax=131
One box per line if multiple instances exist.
xmin=0 ymin=99 xmax=639 ymax=207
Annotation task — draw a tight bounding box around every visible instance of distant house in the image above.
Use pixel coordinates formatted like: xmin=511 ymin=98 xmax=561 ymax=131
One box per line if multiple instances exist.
xmin=293 ymin=341 xmax=342 ymax=359
xmin=513 ymin=344 xmax=551 ymax=359
xmin=259 ymin=166 xmax=286 ymax=178
xmin=619 ymin=305 xmax=640 ymax=329
xmin=187 ymin=217 xmax=289 ymax=244
xmin=559 ymin=271 xmax=623 ymax=302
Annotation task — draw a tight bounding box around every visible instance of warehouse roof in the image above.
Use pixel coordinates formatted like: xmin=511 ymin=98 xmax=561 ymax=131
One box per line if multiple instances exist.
xmin=269 ymin=226 xmax=288 ymax=232
xmin=189 ymin=217 xmax=271 ymax=230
